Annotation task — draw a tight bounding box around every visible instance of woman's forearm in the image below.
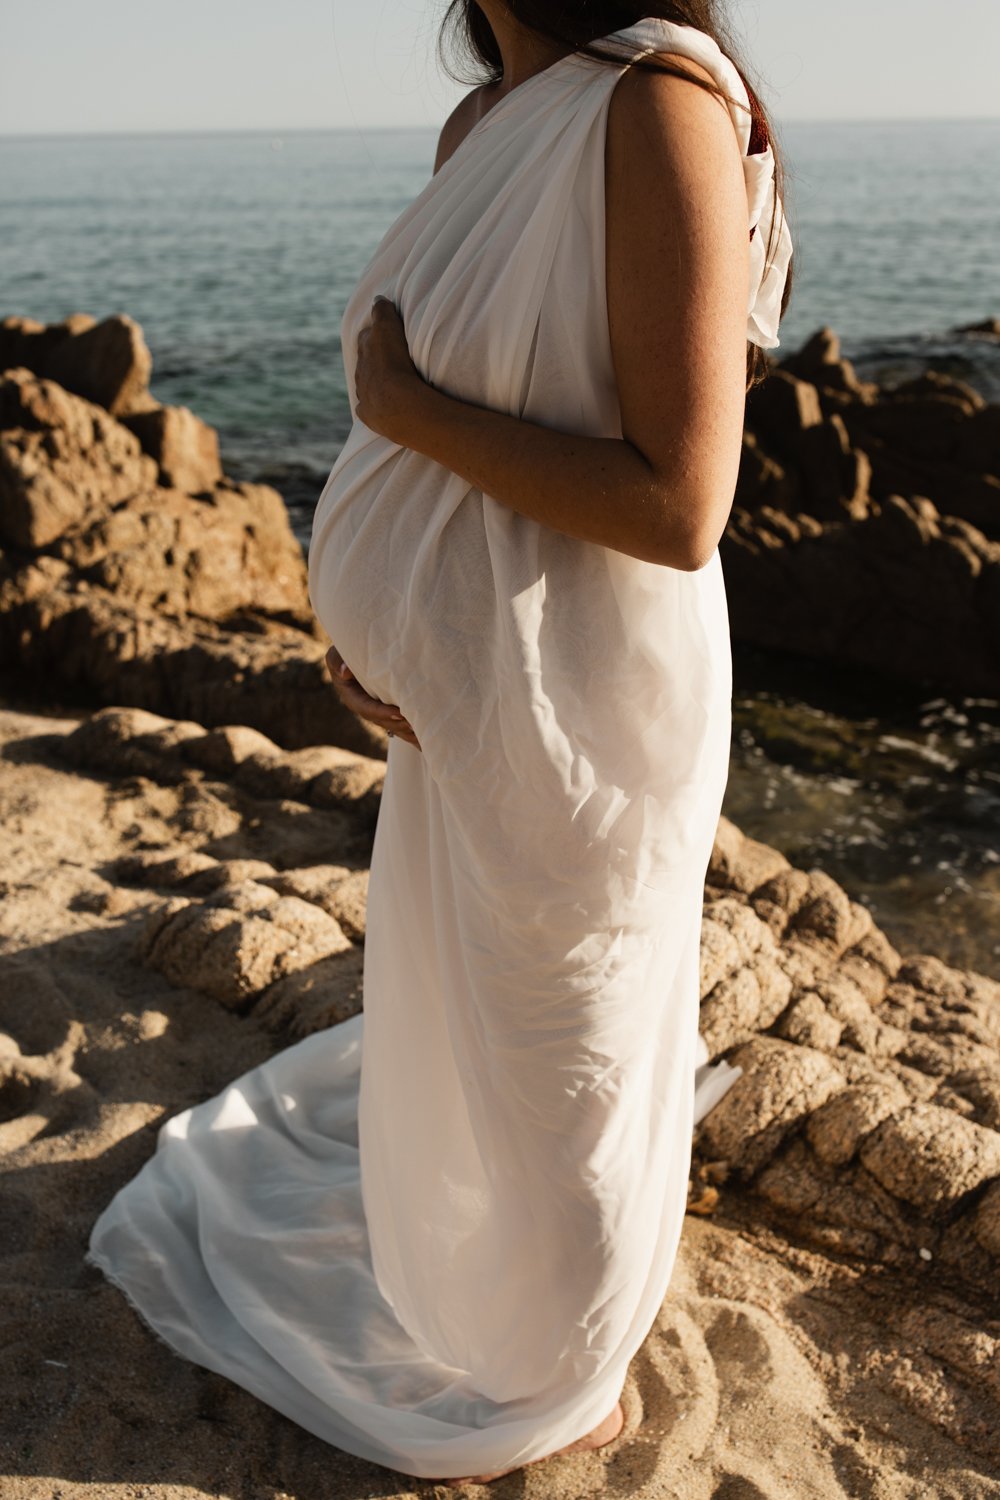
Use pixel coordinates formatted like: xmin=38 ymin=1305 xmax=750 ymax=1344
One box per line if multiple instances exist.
xmin=393 ymin=379 xmax=706 ymax=570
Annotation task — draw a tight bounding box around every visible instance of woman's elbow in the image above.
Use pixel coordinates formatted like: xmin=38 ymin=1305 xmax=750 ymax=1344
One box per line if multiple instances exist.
xmin=643 ymin=472 xmax=731 ymax=572
xmin=642 ymin=536 xmax=716 ymax=572
xmin=681 ymin=533 xmax=721 ymax=572
xmin=649 ymin=515 xmax=723 ymax=573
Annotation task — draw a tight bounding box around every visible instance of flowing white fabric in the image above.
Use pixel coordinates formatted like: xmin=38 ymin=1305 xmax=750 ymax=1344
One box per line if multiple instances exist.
xmin=86 ymin=19 xmax=787 ymax=1481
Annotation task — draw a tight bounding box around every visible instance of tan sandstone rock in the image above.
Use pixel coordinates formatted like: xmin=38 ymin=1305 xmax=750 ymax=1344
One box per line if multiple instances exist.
xmin=0 ymin=312 xmax=153 ymax=415
xmin=36 ymin=710 xmax=1000 ymax=1300
xmin=135 ymin=881 xmax=354 ymax=1011
xmin=0 ymin=369 xmax=157 ymax=548
xmin=47 ymin=475 xmax=309 ymax=622
xmin=858 ymin=1103 xmax=1000 ymax=1218
xmin=121 ymin=403 xmax=223 ymax=494
xmin=0 ymin=320 xmax=386 ymax=754
xmin=695 ymin=1036 xmax=847 ymax=1176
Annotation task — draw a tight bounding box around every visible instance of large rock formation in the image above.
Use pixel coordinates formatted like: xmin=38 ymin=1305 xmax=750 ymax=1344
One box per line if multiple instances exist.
xmin=696 ymin=815 xmax=1000 ymax=1297
xmin=0 ymin=318 xmax=382 ymax=756
xmin=726 ymin=326 xmax=1000 ymax=695
xmin=47 ymin=703 xmax=1000 ymax=1304
xmin=0 ymin=367 xmax=158 ymax=548
xmin=3 ymin=308 xmax=999 ymax=728
xmin=0 ymin=312 xmax=154 ymax=417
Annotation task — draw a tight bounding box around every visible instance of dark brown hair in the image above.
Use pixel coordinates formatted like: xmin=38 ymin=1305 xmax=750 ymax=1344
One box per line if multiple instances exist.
xmin=439 ymin=1 xmax=794 ymax=388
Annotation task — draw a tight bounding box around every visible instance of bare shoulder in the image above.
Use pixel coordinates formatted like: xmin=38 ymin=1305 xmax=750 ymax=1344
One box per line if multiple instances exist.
xmin=610 ymin=50 xmax=733 ymax=113
xmin=433 ymin=84 xmax=495 ymax=174
xmin=606 ymin=51 xmax=741 ymax=179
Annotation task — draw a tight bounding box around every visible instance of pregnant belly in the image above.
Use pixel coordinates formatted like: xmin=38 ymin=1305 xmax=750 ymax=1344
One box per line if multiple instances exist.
xmin=308 ymin=430 xmax=733 ymax=919
xmin=307 ymin=435 xmax=492 ymax=721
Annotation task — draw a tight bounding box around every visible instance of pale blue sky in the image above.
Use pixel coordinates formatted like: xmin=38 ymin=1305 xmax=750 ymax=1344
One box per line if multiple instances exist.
xmin=2 ymin=1 xmax=998 ymax=134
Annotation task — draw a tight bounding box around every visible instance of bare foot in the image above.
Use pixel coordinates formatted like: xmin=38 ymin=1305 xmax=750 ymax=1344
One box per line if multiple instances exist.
xmin=428 ymin=1397 xmax=625 ymax=1486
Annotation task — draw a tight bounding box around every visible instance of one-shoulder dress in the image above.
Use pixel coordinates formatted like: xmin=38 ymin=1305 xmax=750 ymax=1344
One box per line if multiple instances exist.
xmin=85 ymin=16 xmax=792 ymax=1481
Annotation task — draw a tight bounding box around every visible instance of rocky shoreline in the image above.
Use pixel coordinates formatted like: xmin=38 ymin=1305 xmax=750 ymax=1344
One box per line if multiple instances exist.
xmin=2 ymin=311 xmax=999 ymax=1496
xmin=0 ymin=313 xmax=376 ymax=756
xmin=2 ymin=311 xmax=998 ymax=738
xmin=29 ymin=696 xmax=1000 ymax=1306
xmin=728 ymin=323 xmax=1000 ymax=697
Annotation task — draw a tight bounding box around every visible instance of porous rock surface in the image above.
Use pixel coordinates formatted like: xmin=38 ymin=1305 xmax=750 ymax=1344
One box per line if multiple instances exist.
xmin=0 ymin=367 xmax=158 ymax=549
xmin=50 ymin=703 xmax=1000 ymax=1303
xmin=699 ymin=815 xmax=1000 ymax=1298
xmin=51 ymin=704 xmax=380 ymax=1041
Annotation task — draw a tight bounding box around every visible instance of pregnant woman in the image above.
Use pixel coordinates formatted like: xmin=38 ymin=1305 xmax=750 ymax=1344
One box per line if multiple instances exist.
xmin=86 ymin=0 xmax=793 ymax=1487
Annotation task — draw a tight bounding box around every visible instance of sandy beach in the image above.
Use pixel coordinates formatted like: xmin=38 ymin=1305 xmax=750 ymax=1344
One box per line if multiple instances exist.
xmin=1 ymin=694 xmax=998 ymax=1500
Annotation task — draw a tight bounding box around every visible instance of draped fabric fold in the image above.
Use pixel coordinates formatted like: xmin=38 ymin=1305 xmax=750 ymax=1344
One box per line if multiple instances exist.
xmin=86 ymin=19 xmax=789 ymax=1480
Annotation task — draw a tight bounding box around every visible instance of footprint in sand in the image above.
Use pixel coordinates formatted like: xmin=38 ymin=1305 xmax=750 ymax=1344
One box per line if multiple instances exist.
xmin=0 ymin=1015 xmax=95 ymax=1151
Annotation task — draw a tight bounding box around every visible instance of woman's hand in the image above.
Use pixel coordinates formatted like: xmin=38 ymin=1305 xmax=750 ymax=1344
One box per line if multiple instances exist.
xmin=354 ymin=296 xmax=428 ymax=444
xmin=324 ymin=644 xmax=421 ymax=751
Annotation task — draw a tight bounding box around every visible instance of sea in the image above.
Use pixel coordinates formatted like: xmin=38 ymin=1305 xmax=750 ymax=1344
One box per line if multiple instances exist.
xmin=2 ymin=120 xmax=999 ymax=977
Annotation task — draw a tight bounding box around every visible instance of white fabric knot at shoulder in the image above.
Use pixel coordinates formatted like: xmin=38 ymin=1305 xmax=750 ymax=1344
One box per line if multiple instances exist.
xmin=603 ymin=18 xmax=794 ymax=350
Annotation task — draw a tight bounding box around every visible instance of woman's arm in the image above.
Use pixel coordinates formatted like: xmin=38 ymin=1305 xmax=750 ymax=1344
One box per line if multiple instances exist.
xmin=357 ymin=56 xmax=750 ymax=571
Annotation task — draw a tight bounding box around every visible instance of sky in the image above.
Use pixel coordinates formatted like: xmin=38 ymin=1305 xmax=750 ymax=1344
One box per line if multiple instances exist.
xmin=1 ymin=0 xmax=998 ymax=135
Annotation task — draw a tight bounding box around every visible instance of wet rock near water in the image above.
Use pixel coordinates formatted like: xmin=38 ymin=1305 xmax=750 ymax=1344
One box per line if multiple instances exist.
xmin=0 ymin=314 xmax=383 ymax=757
xmin=725 ymin=324 xmax=1000 ymax=696
xmin=955 ymin=316 xmax=1000 ymax=338
xmin=698 ymin=815 xmax=1000 ymax=1299
xmin=39 ymin=702 xmax=1000 ymax=1302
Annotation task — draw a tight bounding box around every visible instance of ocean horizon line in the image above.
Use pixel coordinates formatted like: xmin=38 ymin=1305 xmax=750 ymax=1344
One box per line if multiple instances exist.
xmin=2 ymin=115 xmax=999 ymax=144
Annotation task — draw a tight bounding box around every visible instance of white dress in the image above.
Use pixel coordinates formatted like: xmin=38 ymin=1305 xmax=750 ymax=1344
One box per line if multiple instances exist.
xmin=86 ymin=17 xmax=792 ymax=1481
